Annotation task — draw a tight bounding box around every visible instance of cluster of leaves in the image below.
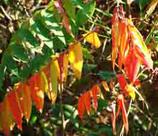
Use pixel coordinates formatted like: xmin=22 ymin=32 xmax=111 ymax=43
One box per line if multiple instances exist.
xmin=0 ymin=0 xmax=158 ymax=135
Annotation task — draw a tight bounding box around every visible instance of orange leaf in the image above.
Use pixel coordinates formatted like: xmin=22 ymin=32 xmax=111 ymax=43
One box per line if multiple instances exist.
xmin=58 ymin=53 xmax=68 ymax=83
xmin=68 ymin=42 xmax=83 ymax=79
xmin=0 ymin=98 xmax=14 ymax=136
xmin=128 ymin=19 xmax=153 ymax=69
xmin=7 ymin=90 xmax=23 ymax=130
xmin=118 ymin=19 xmax=129 ymax=68
xmin=29 ymin=73 xmax=44 ymax=112
xmin=117 ymin=94 xmax=129 ymax=134
xmin=16 ymin=83 xmax=32 ymax=122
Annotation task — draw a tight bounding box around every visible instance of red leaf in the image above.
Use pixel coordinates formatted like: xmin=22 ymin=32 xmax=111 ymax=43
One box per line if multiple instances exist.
xmin=117 ymin=74 xmax=127 ymax=91
xmin=77 ymin=94 xmax=85 ymax=119
xmin=124 ymin=48 xmax=141 ymax=83
xmin=7 ymin=90 xmax=23 ymax=130
xmin=117 ymin=94 xmax=129 ymax=134
xmin=91 ymin=85 xmax=100 ymax=111
xmin=83 ymin=91 xmax=91 ymax=114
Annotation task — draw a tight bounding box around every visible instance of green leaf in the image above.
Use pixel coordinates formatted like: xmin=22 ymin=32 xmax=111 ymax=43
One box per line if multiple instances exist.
xmin=10 ymin=44 xmax=29 ymax=63
xmin=14 ymin=27 xmax=39 ymax=47
xmin=63 ymin=0 xmax=76 ymax=20
xmin=76 ymin=0 xmax=96 ymax=26
xmin=97 ymin=71 xmax=116 ymax=81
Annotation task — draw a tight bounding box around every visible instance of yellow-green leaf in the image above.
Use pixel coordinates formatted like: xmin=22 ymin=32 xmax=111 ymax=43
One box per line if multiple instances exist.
xmin=49 ymin=58 xmax=60 ymax=103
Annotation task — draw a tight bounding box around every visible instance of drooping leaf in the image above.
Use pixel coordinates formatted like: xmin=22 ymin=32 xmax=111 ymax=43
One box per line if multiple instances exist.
xmin=49 ymin=58 xmax=60 ymax=103
xmin=0 ymin=98 xmax=14 ymax=136
xmin=58 ymin=53 xmax=69 ymax=83
xmin=83 ymin=91 xmax=91 ymax=114
xmin=91 ymin=85 xmax=100 ymax=111
xmin=124 ymin=48 xmax=141 ymax=83
xmin=68 ymin=42 xmax=83 ymax=79
xmin=7 ymin=90 xmax=23 ymax=130
xmin=77 ymin=94 xmax=85 ymax=119
xmin=117 ymin=94 xmax=129 ymax=134
xmin=128 ymin=19 xmax=153 ymax=69
xmin=111 ymin=6 xmax=120 ymax=69
xmin=117 ymin=74 xmax=127 ymax=91
xmin=40 ymin=71 xmax=49 ymax=93
xmin=118 ymin=19 xmax=129 ymax=68
xmin=83 ymin=32 xmax=101 ymax=48
xmin=16 ymin=83 xmax=32 ymax=121
xmin=29 ymin=73 xmax=44 ymax=112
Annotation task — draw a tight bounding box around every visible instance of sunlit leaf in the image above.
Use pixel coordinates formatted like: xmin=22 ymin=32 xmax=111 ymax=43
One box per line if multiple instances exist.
xmin=16 ymin=83 xmax=32 ymax=122
xmin=49 ymin=58 xmax=60 ymax=103
xmin=83 ymin=32 xmax=101 ymax=48
xmin=29 ymin=73 xmax=44 ymax=112
xmin=125 ymin=84 xmax=136 ymax=100
xmin=40 ymin=71 xmax=49 ymax=93
xmin=7 ymin=90 xmax=23 ymax=130
xmin=118 ymin=19 xmax=129 ymax=68
xmin=68 ymin=42 xmax=83 ymax=79
xmin=111 ymin=6 xmax=120 ymax=69
xmin=128 ymin=19 xmax=153 ymax=69
xmin=124 ymin=48 xmax=141 ymax=83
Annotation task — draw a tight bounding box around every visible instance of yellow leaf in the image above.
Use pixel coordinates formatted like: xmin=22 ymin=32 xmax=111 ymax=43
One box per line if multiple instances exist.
xmin=125 ymin=84 xmax=136 ymax=100
xmin=83 ymin=32 xmax=101 ymax=48
xmin=49 ymin=58 xmax=60 ymax=103
xmin=102 ymin=81 xmax=110 ymax=92
xmin=68 ymin=42 xmax=83 ymax=79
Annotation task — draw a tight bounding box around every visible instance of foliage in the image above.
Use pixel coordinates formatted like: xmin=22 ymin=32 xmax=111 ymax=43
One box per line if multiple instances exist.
xmin=0 ymin=0 xmax=158 ymax=136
